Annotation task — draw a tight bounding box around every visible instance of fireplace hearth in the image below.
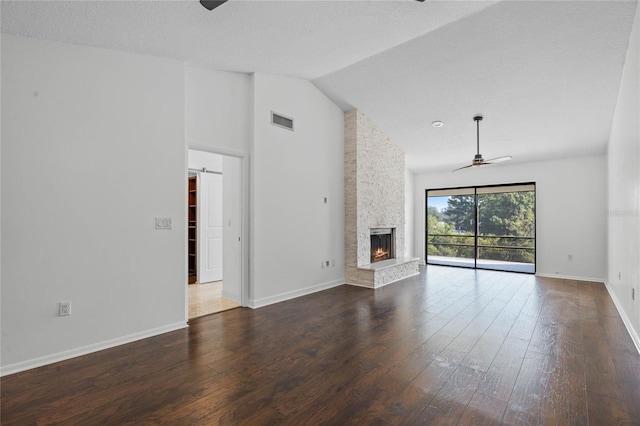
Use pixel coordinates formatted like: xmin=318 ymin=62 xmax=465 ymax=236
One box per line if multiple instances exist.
xmin=370 ymin=228 xmax=395 ymax=264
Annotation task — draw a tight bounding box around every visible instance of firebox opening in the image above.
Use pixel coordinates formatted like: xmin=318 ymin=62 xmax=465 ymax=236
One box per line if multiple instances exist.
xmin=370 ymin=228 xmax=395 ymax=264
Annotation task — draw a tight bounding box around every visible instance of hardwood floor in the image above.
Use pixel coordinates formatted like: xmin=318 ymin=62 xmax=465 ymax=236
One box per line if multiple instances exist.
xmin=188 ymin=281 xmax=240 ymax=319
xmin=2 ymin=266 xmax=640 ymax=424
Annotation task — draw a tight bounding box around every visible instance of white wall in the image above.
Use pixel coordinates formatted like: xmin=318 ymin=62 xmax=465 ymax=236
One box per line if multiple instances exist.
xmin=250 ymin=73 xmax=345 ymax=306
xmin=413 ymin=155 xmax=607 ymax=281
xmin=188 ymin=149 xmax=223 ymax=173
xmin=1 ymin=35 xmax=186 ymax=373
xmin=185 ymin=65 xmax=251 ymax=156
xmin=0 ymin=36 xmax=345 ymax=374
xmin=607 ymin=5 xmax=640 ymax=349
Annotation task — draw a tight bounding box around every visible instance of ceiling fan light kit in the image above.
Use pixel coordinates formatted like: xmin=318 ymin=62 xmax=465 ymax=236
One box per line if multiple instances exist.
xmin=453 ymin=115 xmax=512 ymax=172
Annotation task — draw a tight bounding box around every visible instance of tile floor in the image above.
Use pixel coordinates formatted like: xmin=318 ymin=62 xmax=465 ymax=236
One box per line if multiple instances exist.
xmin=188 ymin=281 xmax=240 ymax=319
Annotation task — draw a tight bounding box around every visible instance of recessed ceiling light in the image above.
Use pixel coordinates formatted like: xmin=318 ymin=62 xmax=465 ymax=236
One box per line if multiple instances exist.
xmin=432 ymin=121 xmax=444 ymax=128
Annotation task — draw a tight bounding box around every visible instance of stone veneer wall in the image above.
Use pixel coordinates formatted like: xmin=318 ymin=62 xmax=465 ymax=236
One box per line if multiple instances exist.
xmin=345 ymin=109 xmax=417 ymax=287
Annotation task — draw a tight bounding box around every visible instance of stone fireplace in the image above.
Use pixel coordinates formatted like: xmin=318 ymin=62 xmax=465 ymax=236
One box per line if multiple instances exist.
xmin=344 ymin=109 xmax=419 ymax=288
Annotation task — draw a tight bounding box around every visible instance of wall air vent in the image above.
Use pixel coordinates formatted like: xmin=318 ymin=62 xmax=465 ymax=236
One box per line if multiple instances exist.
xmin=271 ymin=111 xmax=294 ymax=131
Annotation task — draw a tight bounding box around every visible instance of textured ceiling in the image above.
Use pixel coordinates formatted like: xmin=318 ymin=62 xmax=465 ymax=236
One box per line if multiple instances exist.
xmin=2 ymin=0 xmax=637 ymax=172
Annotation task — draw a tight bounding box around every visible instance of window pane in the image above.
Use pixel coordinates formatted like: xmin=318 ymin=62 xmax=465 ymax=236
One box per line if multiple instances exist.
xmin=426 ymin=194 xmax=475 ymax=268
xmin=477 ymin=190 xmax=535 ymax=273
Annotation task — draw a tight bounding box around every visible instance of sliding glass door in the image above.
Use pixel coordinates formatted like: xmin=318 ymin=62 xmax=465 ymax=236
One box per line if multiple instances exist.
xmin=426 ymin=183 xmax=535 ymax=273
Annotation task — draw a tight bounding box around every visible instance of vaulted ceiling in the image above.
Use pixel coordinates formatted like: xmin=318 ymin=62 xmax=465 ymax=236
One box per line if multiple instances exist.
xmin=2 ymin=0 xmax=637 ymax=172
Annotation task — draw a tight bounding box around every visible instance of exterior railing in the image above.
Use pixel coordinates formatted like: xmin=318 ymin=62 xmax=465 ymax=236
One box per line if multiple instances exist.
xmin=427 ymin=234 xmax=535 ymax=263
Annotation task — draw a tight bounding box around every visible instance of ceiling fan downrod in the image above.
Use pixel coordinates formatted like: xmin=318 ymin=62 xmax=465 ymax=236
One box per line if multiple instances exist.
xmin=452 ymin=115 xmax=512 ymax=172
xmin=475 ymin=116 xmax=482 ymax=156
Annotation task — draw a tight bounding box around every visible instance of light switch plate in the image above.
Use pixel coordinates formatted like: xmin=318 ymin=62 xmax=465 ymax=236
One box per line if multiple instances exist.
xmin=155 ymin=218 xmax=173 ymax=230
xmin=59 ymin=301 xmax=71 ymax=316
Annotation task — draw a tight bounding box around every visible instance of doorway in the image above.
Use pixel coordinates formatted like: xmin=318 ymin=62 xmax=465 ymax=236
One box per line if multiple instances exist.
xmin=187 ymin=149 xmax=243 ymax=318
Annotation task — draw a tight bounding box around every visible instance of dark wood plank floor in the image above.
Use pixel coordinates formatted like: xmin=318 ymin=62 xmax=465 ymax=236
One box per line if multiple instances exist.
xmin=2 ymin=266 xmax=640 ymax=425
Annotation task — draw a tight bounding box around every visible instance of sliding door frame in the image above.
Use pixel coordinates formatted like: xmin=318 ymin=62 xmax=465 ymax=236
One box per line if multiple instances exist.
xmin=425 ymin=181 xmax=536 ymax=274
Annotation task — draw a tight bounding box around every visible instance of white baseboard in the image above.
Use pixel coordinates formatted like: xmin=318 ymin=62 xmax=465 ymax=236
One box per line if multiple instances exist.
xmin=603 ymin=281 xmax=640 ymax=355
xmin=0 ymin=321 xmax=188 ymax=377
xmin=249 ymin=279 xmax=344 ymax=309
xmin=535 ymin=272 xmax=604 ymax=283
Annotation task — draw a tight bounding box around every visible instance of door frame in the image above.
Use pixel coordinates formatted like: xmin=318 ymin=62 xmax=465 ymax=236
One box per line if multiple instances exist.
xmin=185 ymin=144 xmax=250 ymax=317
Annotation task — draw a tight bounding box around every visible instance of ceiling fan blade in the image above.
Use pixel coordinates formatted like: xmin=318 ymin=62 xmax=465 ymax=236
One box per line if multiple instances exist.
xmin=200 ymin=0 xmax=227 ymax=11
xmin=484 ymin=156 xmax=512 ymax=164
xmin=452 ymin=163 xmax=475 ymax=172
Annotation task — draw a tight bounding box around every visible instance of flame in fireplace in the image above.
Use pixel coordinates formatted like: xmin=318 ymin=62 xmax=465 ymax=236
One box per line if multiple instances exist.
xmin=373 ymin=247 xmax=389 ymax=262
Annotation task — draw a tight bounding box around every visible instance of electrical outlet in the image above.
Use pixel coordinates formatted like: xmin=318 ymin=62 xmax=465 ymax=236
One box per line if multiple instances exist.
xmin=567 ymin=254 xmax=573 ymax=261
xmin=155 ymin=217 xmax=172 ymax=230
xmin=59 ymin=301 xmax=71 ymax=316
xmin=325 ymin=260 xmax=330 ymax=268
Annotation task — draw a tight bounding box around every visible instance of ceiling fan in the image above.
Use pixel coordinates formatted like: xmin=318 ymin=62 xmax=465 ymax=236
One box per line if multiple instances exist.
xmin=200 ymin=0 xmax=425 ymax=11
xmin=453 ymin=116 xmax=512 ymax=172
xmin=200 ymin=1 xmax=227 ymax=11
